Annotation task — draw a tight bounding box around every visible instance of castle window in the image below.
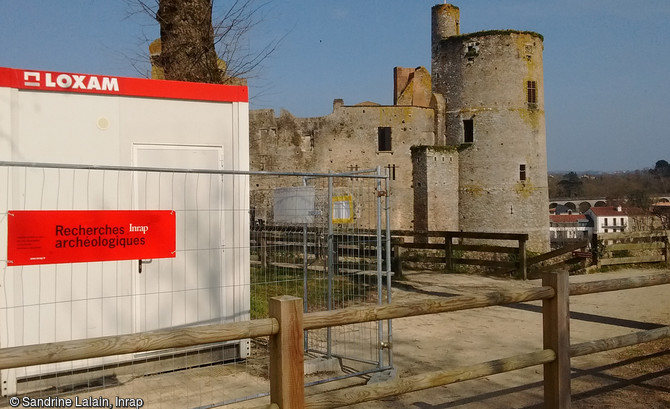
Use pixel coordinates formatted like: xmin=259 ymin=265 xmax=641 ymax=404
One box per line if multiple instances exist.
xmin=463 ymin=119 xmax=474 ymax=143
xmin=386 ymin=163 xmax=397 ymax=180
xmin=519 ymin=164 xmax=527 ymax=181
xmin=464 ymin=42 xmax=479 ymax=61
xmin=524 ymin=44 xmax=534 ymax=60
xmin=527 ymin=81 xmax=537 ymax=107
xmin=378 ymin=127 xmax=392 ymax=151
xmin=302 ymin=131 xmax=314 ymax=152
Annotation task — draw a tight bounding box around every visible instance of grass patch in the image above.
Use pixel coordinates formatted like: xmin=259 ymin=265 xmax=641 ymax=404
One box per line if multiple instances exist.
xmin=249 ymin=265 xmax=374 ymax=319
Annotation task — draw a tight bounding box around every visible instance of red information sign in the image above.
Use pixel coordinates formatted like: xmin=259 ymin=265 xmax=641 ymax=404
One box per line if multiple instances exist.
xmin=8 ymin=210 xmax=176 ymax=266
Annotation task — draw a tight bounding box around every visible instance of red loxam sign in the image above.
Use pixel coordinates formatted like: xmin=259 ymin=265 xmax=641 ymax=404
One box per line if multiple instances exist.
xmin=0 ymin=67 xmax=248 ymax=103
xmin=7 ymin=210 xmax=176 ymax=266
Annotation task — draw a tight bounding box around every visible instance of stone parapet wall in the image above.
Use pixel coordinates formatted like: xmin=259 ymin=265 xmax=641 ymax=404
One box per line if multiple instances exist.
xmin=249 ymin=105 xmax=436 ymax=231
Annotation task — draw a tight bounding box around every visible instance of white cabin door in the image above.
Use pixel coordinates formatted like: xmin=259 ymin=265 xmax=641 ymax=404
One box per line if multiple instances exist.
xmin=132 ymin=144 xmax=224 ymax=336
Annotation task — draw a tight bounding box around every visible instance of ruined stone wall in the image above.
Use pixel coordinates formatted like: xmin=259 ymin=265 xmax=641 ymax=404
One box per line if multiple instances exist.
xmin=249 ymin=104 xmax=437 ymax=230
xmin=248 ymin=4 xmax=551 ymax=251
xmin=394 ymin=67 xmax=433 ymax=108
xmin=432 ymin=30 xmax=550 ymax=252
xmin=412 ymin=146 xmax=459 ymax=233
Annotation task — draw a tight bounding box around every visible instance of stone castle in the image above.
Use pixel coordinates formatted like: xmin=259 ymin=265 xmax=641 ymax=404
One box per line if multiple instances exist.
xmin=249 ymin=4 xmax=550 ymax=251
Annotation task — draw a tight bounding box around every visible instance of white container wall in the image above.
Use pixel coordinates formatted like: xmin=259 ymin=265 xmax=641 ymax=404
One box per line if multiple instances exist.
xmin=0 ymin=67 xmax=250 ymax=396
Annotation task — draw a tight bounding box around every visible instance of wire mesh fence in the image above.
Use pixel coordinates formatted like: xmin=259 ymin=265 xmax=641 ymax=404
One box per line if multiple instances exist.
xmin=249 ymin=171 xmax=393 ymax=381
xmin=0 ymin=162 xmax=391 ymax=408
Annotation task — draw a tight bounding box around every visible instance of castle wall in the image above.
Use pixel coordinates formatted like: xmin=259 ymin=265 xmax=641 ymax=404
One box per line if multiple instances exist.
xmin=249 ymin=104 xmax=436 ymax=230
xmin=433 ymin=30 xmax=550 ymax=252
xmin=412 ymin=146 xmax=459 ymax=233
xmin=249 ymin=3 xmax=551 ymax=253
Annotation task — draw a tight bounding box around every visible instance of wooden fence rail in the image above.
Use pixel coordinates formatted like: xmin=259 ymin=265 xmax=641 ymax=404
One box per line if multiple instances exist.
xmin=303 ymin=349 xmax=557 ymax=408
xmin=0 ymin=319 xmax=279 ymax=371
xmin=394 ymin=230 xmax=670 ymax=277
xmin=570 ymin=326 xmax=670 ymax=358
xmin=303 ymin=286 xmax=554 ymax=330
xmin=592 ymin=230 xmax=670 ymax=268
xmin=253 ymin=228 xmax=669 ymax=279
xmin=569 ymin=271 xmax=670 ymax=295
xmin=527 ymin=240 xmax=589 ymax=276
xmin=392 ymin=230 xmax=529 ymax=278
xmin=1 ymin=272 xmax=669 ymax=408
xmin=252 ymin=228 xmax=670 ymax=279
xmin=0 ymin=287 xmax=554 ymax=371
xmin=251 ymin=228 xmax=386 ymax=272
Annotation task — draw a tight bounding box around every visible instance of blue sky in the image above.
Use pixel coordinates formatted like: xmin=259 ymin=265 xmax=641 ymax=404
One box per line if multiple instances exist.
xmin=1 ymin=1 xmax=669 ymax=173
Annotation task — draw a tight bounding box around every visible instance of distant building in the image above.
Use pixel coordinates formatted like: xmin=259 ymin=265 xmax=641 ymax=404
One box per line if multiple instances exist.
xmin=584 ymin=206 xmax=628 ymax=234
xmin=550 ymin=204 xmax=576 ymax=215
xmin=549 ymin=214 xmax=591 ymax=248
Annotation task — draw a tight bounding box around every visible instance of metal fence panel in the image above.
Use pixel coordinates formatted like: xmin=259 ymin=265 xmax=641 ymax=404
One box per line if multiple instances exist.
xmin=0 ymin=163 xmax=391 ymax=407
xmin=249 ymin=171 xmax=392 ymax=380
xmin=0 ymin=164 xmax=250 ymax=402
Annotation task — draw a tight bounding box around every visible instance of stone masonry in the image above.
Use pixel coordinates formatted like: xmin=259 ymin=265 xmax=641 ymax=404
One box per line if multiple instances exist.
xmin=249 ymin=3 xmax=550 ymax=252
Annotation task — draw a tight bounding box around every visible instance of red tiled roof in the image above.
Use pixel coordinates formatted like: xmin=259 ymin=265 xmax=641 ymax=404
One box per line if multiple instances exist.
xmin=589 ymin=207 xmax=627 ymax=216
xmin=550 ymin=214 xmax=588 ymax=223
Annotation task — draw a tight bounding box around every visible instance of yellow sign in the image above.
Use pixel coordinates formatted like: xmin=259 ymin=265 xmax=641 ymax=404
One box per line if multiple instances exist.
xmin=332 ymin=195 xmax=354 ymax=224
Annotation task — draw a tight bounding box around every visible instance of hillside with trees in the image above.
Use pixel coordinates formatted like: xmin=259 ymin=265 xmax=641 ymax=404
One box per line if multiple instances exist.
xmin=548 ymin=160 xmax=670 ymax=207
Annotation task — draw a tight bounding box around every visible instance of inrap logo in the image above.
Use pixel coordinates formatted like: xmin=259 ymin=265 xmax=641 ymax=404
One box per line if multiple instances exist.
xmin=23 ymin=71 xmax=119 ymax=92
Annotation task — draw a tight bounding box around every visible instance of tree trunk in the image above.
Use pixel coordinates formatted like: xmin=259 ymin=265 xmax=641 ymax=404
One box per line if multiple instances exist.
xmin=156 ymin=0 xmax=221 ymax=83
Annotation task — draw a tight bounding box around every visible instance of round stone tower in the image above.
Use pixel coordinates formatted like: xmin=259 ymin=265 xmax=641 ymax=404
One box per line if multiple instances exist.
xmin=431 ymin=5 xmax=550 ymax=252
xmin=431 ymin=4 xmax=460 ymax=56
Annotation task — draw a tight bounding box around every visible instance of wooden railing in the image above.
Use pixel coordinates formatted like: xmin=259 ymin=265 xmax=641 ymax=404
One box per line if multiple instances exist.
xmin=394 ymin=230 xmax=670 ymax=277
xmin=392 ymin=230 xmax=529 ymax=278
xmin=526 ymin=239 xmax=590 ymax=277
xmin=251 ymin=227 xmax=670 ymax=279
xmin=1 ymin=271 xmax=669 ymax=408
xmin=251 ymin=226 xmax=383 ymax=272
xmin=591 ymin=230 xmax=670 ymax=268
xmin=251 ymin=228 xmax=532 ymax=278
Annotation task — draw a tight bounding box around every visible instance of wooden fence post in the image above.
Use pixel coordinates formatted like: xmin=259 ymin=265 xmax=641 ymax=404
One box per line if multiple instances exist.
xmin=392 ymin=238 xmax=404 ymax=277
xmin=542 ymin=270 xmax=571 ymax=409
xmin=269 ymin=296 xmax=304 ymax=409
xmin=445 ymin=232 xmax=453 ymax=272
xmin=664 ymin=234 xmax=670 ymax=267
xmin=591 ymin=233 xmax=600 ymax=268
xmin=519 ymin=238 xmax=527 ymax=280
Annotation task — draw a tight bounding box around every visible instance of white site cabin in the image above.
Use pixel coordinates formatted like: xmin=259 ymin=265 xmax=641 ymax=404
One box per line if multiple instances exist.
xmin=0 ymin=67 xmax=250 ymax=395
